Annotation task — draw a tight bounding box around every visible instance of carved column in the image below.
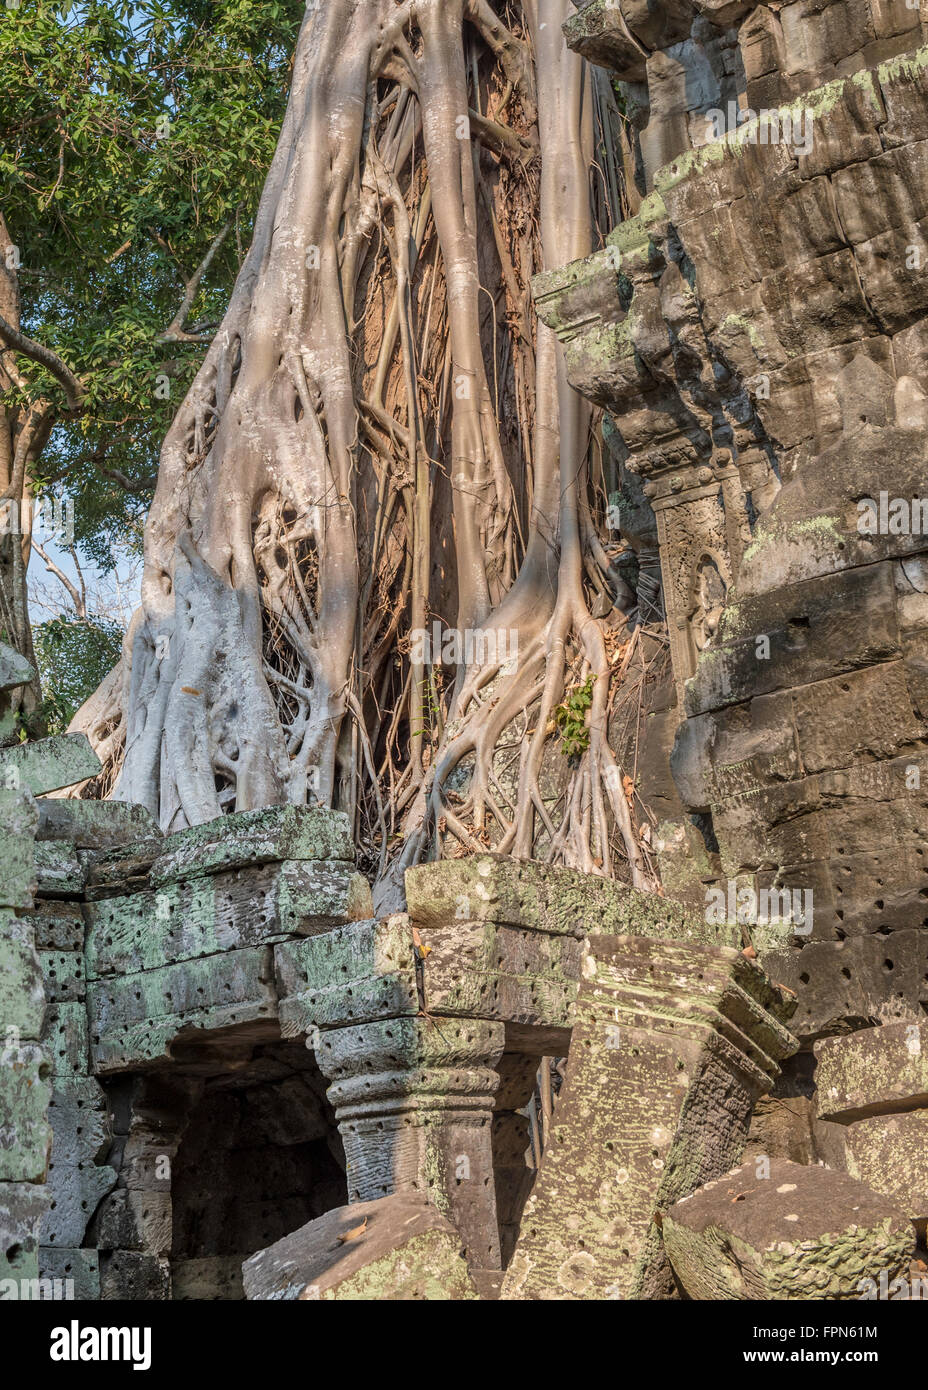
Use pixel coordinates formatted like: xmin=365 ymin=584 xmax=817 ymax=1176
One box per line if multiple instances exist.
xmin=501 ymin=934 xmax=797 ymax=1301
xmin=311 ymin=1016 xmax=505 ymax=1275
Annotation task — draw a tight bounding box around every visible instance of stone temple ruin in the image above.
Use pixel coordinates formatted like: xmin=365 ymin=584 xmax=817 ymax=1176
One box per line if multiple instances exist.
xmin=4 ymin=0 xmax=928 ymax=1301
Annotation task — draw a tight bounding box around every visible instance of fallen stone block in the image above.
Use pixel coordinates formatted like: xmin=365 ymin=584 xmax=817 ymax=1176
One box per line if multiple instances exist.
xmin=815 ymin=1021 xmax=928 ymax=1121
xmin=39 ymin=1247 xmax=100 ymax=1300
xmin=36 ymin=798 xmax=160 ymax=849
xmin=242 ymin=1194 xmax=479 ymax=1301
xmin=0 ymin=734 xmax=100 ymax=796
xmin=841 ymin=1112 xmax=928 ymax=1224
xmin=501 ymin=934 xmax=796 ymax=1301
xmin=662 ymin=1159 xmax=916 ymax=1300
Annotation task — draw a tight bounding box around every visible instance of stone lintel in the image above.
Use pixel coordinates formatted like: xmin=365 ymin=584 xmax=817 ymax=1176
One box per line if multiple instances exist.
xmin=85 ymin=859 xmax=372 ymax=978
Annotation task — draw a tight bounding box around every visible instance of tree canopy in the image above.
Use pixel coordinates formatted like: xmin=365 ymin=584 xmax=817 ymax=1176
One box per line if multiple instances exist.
xmin=0 ymin=0 xmax=303 ymax=718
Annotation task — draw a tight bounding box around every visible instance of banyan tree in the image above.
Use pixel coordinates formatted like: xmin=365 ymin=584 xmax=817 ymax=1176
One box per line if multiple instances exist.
xmin=75 ymin=0 xmax=658 ymax=906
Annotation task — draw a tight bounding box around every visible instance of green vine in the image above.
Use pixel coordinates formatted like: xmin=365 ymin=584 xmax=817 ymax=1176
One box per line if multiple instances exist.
xmin=554 ymin=675 xmax=595 ymax=759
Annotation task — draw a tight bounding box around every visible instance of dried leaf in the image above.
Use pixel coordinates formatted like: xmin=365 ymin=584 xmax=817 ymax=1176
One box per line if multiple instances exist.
xmin=330 ymin=1216 xmax=368 ymax=1250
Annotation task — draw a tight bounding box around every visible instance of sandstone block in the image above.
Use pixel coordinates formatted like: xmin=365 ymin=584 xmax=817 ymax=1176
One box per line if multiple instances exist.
xmin=242 ymin=1195 xmax=479 ymax=1301
xmin=663 ymin=1158 xmax=915 ymax=1299
xmin=815 ymin=1021 xmax=928 ymax=1120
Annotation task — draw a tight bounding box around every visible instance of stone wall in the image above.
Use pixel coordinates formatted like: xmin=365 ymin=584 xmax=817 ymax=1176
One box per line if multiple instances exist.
xmin=537 ymin=5 xmax=928 ymax=1054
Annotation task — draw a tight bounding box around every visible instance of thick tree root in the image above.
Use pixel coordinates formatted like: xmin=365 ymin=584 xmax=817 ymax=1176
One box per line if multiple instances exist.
xmin=73 ymin=0 xmax=656 ymax=898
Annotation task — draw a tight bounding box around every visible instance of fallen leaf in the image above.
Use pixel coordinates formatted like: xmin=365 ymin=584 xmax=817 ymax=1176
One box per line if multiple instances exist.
xmin=330 ymin=1216 xmax=368 ymax=1250
xmin=742 ymin=945 xmax=757 ymax=960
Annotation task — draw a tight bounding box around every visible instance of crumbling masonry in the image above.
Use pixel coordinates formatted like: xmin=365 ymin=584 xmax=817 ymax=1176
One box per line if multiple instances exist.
xmin=5 ymin=0 xmax=928 ymax=1301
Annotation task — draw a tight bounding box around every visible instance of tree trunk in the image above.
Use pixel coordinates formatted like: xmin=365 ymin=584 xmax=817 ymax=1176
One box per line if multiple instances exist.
xmin=0 ymin=211 xmax=49 ymax=735
xmin=78 ymin=0 xmax=652 ymax=897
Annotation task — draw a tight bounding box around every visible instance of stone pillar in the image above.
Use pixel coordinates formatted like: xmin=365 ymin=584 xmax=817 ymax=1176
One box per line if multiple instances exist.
xmin=311 ymin=1016 xmax=505 ymax=1276
xmin=96 ymin=1073 xmax=201 ymax=1301
xmin=501 ymin=934 xmax=796 ymax=1301
xmin=492 ymin=1052 xmax=542 ymax=1268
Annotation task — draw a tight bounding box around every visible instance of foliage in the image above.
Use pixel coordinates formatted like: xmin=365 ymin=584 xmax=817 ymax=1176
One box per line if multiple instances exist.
xmin=554 ymin=676 xmax=596 ymax=759
xmin=1 ymin=0 xmax=303 ymax=567
xmin=32 ymin=612 xmax=122 ymax=732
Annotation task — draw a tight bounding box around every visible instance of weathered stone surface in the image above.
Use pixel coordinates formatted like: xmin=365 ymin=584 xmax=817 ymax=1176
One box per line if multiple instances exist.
xmin=32 ymin=841 xmax=87 ymax=898
xmin=26 ymin=902 xmax=84 ymax=953
xmin=0 ymin=786 xmax=38 ymax=910
xmin=99 ymin=1249 xmax=170 ymax=1301
xmin=0 ymin=917 xmax=45 ymax=1037
xmin=148 ymin=805 xmax=354 ymax=887
xmin=41 ymin=1078 xmax=116 ymax=1248
xmin=85 ymin=859 xmax=371 ymax=979
xmin=38 ymin=947 xmax=85 ymax=1005
xmin=42 ymin=1003 xmax=89 ymax=1077
xmin=761 ymin=933 xmax=928 ymax=1041
xmin=97 ymin=1190 xmax=172 ymax=1256
xmin=502 ymin=934 xmax=796 ymax=1300
xmin=663 ymin=1158 xmax=915 ymax=1299
xmin=36 ymin=798 xmax=160 ymax=849
xmin=0 ymin=1043 xmax=51 ymax=1183
xmin=0 ymin=734 xmax=100 ymax=796
xmin=87 ymin=946 xmax=278 ymax=1072
xmin=276 ymin=915 xmax=419 ymax=1034
xmin=39 ymin=1247 xmax=100 ymax=1300
xmin=171 ymin=1256 xmax=245 ymax=1301
xmin=0 ymin=1181 xmax=48 ymax=1283
xmin=815 ymin=1021 xmax=928 ymax=1121
xmin=242 ymin=1194 xmax=479 ymax=1301
xmin=837 ymin=1111 xmax=928 ymax=1223
xmin=0 ymin=642 xmax=34 ymax=695
xmin=406 ymin=854 xmax=737 ymax=946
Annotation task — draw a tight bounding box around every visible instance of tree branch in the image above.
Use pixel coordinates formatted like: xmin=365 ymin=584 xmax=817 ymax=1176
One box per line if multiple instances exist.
xmin=0 ymin=313 xmax=85 ymax=410
xmin=31 ymin=538 xmax=86 ymax=619
xmin=159 ymin=217 xmax=234 ymax=343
